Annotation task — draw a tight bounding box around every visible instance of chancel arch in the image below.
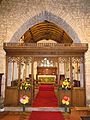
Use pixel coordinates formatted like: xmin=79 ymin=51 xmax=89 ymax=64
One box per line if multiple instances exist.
xmin=3 ymin=20 xmax=88 ymax=107
xmin=10 ymin=11 xmax=80 ymax=43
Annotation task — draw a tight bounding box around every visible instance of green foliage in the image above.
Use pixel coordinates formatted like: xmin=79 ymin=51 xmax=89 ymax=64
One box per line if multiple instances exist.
xmin=20 ymin=80 xmax=31 ymax=90
xmin=59 ymin=79 xmax=71 ymax=90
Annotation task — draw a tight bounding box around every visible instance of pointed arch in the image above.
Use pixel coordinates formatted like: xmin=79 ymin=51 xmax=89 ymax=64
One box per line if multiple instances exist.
xmin=10 ymin=11 xmax=80 ymax=43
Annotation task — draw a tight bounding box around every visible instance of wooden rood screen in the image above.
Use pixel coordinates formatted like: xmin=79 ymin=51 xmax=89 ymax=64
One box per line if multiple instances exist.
xmin=3 ymin=43 xmax=88 ymax=106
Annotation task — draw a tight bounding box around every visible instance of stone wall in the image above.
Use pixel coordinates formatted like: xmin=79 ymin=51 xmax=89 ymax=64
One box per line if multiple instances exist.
xmin=0 ymin=0 xmax=90 ymax=102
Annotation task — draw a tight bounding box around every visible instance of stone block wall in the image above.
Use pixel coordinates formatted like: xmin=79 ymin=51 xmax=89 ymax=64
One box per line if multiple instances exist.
xmin=0 ymin=0 xmax=90 ymax=103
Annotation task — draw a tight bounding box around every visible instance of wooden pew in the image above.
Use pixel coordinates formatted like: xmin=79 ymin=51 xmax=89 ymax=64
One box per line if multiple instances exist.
xmin=70 ymin=107 xmax=90 ymax=120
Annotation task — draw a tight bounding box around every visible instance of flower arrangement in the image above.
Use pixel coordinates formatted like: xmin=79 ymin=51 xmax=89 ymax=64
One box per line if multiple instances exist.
xmin=59 ymin=79 xmax=71 ymax=90
xmin=20 ymin=80 xmax=31 ymax=90
xmin=62 ymin=96 xmax=70 ymax=106
xmin=62 ymin=96 xmax=70 ymax=112
xmin=20 ymin=95 xmax=29 ymax=112
xmin=20 ymin=95 xmax=29 ymax=105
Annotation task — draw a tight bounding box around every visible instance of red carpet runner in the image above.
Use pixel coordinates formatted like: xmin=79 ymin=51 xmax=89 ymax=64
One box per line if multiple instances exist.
xmin=29 ymin=85 xmax=64 ymax=120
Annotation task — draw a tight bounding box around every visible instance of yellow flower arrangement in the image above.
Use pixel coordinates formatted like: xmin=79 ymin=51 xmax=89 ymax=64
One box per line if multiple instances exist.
xmin=59 ymin=79 xmax=71 ymax=90
xmin=20 ymin=80 xmax=31 ymax=90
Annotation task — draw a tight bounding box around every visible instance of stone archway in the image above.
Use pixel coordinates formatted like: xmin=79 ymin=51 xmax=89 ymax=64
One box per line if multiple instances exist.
xmin=10 ymin=11 xmax=80 ymax=43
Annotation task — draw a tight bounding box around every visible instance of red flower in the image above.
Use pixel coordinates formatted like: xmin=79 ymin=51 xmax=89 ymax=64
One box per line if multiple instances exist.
xmin=63 ymin=96 xmax=70 ymax=101
xmin=62 ymin=96 xmax=70 ymax=105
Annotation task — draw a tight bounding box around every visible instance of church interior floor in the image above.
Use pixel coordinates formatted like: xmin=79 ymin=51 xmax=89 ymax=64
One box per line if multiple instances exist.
xmin=0 ymin=110 xmax=85 ymax=120
xmin=1 ymin=106 xmax=90 ymax=120
xmin=1 ymin=85 xmax=89 ymax=119
xmin=0 ymin=111 xmax=30 ymax=120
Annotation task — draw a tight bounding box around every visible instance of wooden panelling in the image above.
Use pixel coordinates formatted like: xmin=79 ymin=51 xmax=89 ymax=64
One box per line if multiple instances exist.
xmin=5 ymin=87 xmax=18 ymax=106
xmin=72 ymin=87 xmax=85 ymax=107
xmin=58 ymin=87 xmax=85 ymax=107
xmin=59 ymin=90 xmax=72 ymax=106
xmin=71 ymin=107 xmax=90 ymax=119
xmin=5 ymin=87 xmax=31 ymax=106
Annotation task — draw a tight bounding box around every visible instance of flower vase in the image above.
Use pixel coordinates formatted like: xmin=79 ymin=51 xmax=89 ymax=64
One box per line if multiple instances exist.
xmin=64 ymin=106 xmax=67 ymax=113
xmin=23 ymin=104 xmax=25 ymax=112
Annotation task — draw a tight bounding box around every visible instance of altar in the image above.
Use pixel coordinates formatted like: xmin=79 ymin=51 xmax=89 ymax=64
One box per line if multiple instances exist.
xmin=37 ymin=75 xmax=56 ymax=84
xmin=36 ymin=66 xmax=57 ymax=84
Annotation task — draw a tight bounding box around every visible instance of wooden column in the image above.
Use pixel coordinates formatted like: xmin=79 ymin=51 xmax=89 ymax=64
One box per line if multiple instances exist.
xmin=57 ymin=59 xmax=60 ymax=85
xmin=18 ymin=57 xmax=21 ymax=86
xmin=70 ymin=57 xmax=73 ymax=83
xmin=6 ymin=56 xmax=8 ymax=88
xmin=83 ymin=56 xmax=86 ymax=106
xmin=31 ymin=57 xmax=34 ymax=102
xmin=18 ymin=57 xmax=21 ymax=105
xmin=70 ymin=57 xmax=73 ymax=106
xmin=83 ymin=56 xmax=85 ymax=88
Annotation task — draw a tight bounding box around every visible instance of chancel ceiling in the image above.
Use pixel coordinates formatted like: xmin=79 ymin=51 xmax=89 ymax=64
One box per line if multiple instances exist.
xmin=21 ymin=20 xmax=73 ymax=43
